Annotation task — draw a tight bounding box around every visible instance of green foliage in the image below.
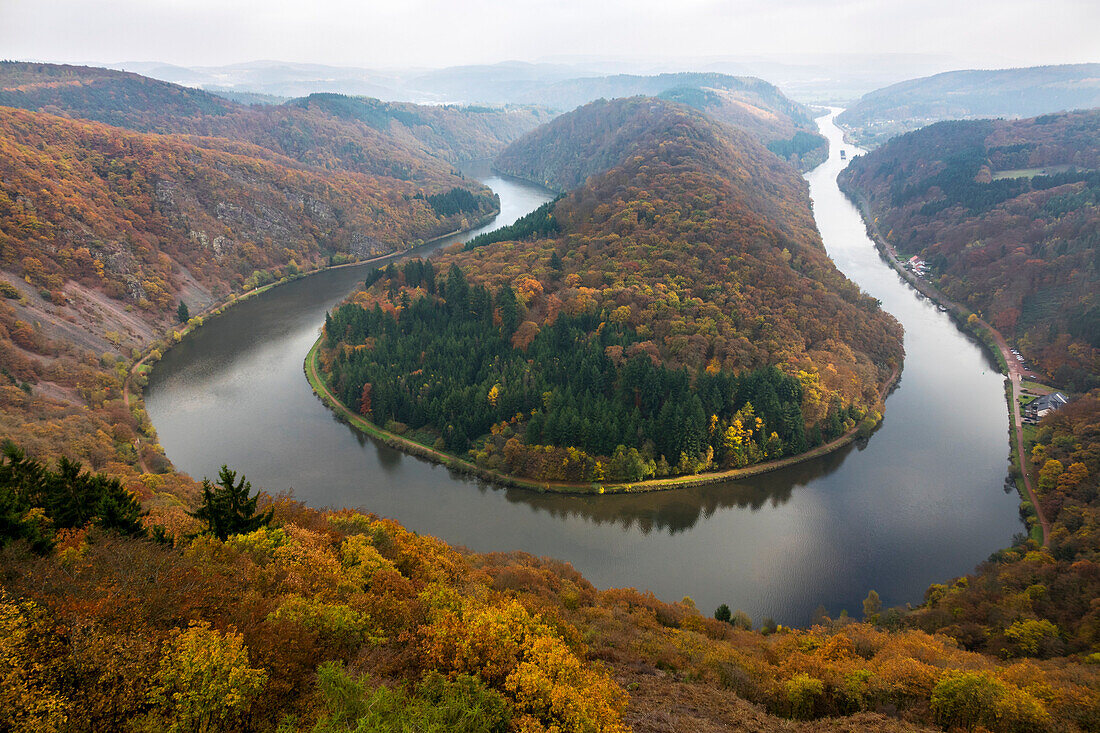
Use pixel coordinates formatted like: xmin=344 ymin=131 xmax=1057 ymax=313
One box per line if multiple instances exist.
xmin=189 ymin=465 xmax=272 ymax=541
xmin=785 ymin=672 xmax=824 ymax=719
xmin=145 ymin=621 xmax=267 ymax=733
xmin=766 ymin=131 xmax=828 ymax=160
xmin=326 ymin=287 xmax=811 ymax=479
xmin=0 ymin=441 xmax=145 ymax=552
xmin=312 ymin=662 xmax=510 ymax=733
xmin=714 ymin=603 xmax=731 ymax=623
xmin=420 ymin=187 xmax=491 ymax=218
xmin=1003 ymin=618 xmax=1060 ymax=656
xmin=176 ymin=301 xmax=189 ymax=324
xmin=930 ymin=670 xmax=1050 ymax=733
xmin=463 ymin=197 xmax=563 ymax=251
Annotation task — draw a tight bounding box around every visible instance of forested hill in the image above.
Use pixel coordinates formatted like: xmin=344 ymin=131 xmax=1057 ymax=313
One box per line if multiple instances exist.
xmin=837 ymin=63 xmax=1100 ymax=148
xmin=840 ymin=110 xmax=1100 ymax=391
xmin=321 ymin=97 xmax=902 ymax=484
xmin=284 ymin=93 xmax=553 ymax=163
xmin=409 ymin=69 xmax=828 ymax=172
xmin=0 ymin=62 xmax=550 ymax=176
xmin=657 ymin=85 xmax=827 ymax=171
xmin=0 ymin=63 xmax=516 ymax=470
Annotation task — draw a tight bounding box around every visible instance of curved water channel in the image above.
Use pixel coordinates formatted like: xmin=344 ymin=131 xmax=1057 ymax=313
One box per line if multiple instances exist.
xmin=146 ymin=115 xmax=1021 ymax=625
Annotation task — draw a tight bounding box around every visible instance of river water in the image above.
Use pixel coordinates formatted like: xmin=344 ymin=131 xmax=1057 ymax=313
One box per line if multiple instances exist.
xmin=146 ymin=115 xmax=1021 ymax=625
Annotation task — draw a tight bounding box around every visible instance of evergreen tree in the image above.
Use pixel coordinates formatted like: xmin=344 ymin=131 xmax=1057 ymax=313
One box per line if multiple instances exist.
xmin=497 ymin=285 xmax=519 ymax=337
xmin=177 ymin=301 xmax=190 ymax=323
xmin=93 ymin=479 xmax=147 ymax=537
xmin=190 ymin=466 xmax=272 ymax=540
xmin=0 ymin=441 xmax=145 ymax=551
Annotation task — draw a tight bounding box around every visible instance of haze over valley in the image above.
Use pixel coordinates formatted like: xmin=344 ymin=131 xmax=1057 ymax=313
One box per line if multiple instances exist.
xmin=1 ymin=1 xmax=1099 ymax=731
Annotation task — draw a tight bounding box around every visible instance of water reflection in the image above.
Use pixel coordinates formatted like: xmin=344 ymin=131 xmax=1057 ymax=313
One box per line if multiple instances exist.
xmin=147 ymin=119 xmax=1021 ymax=626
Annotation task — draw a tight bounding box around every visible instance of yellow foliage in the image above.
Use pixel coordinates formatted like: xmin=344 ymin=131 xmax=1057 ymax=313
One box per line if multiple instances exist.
xmin=0 ymin=594 xmax=70 ymax=732
xmin=145 ymin=621 xmax=266 ymax=733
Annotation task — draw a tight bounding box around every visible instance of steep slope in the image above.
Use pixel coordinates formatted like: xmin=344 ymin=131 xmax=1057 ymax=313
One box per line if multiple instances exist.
xmin=838 ymin=63 xmax=1100 ymax=148
xmin=320 ymin=98 xmax=902 ymax=485
xmin=0 ymin=64 xmax=527 ymax=470
xmin=840 ymin=110 xmax=1100 ymax=390
xmin=284 ymin=93 xmax=554 ymax=163
xmin=0 ymin=62 xmax=550 ymax=176
xmin=0 ymin=105 xmax=497 ymax=467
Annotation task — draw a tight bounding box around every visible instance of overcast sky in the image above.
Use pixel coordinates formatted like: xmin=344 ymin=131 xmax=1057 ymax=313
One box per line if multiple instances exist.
xmin=2 ymin=0 xmax=1098 ymax=70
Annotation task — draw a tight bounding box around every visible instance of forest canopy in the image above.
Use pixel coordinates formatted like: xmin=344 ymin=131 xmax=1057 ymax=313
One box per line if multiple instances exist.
xmin=841 ymin=110 xmax=1100 ymax=391
xmin=320 ymin=98 xmax=903 ymax=484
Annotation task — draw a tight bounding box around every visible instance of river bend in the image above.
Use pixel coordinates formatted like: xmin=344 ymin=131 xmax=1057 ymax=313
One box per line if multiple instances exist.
xmin=146 ymin=117 xmax=1021 ymax=625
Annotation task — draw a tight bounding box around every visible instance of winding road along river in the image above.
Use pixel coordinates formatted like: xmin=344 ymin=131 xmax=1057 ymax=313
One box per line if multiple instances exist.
xmin=146 ymin=114 xmax=1021 ymax=625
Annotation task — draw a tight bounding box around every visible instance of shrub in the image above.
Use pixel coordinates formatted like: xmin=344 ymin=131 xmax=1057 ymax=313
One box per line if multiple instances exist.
xmin=786 ymin=672 xmax=824 ymax=719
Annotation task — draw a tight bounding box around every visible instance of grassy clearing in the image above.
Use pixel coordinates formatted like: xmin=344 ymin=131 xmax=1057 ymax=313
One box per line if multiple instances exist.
xmin=1021 ymin=379 xmax=1055 ymax=394
xmin=991 ymin=164 xmax=1074 ymax=180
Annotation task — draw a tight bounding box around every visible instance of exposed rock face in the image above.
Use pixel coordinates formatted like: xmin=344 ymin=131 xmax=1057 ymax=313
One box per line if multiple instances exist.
xmin=348 ymin=233 xmax=390 ymax=258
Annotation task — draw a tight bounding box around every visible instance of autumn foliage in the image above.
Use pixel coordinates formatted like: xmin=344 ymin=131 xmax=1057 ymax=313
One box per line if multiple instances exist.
xmin=841 ymin=110 xmax=1100 ymax=390
xmin=321 ymin=98 xmax=902 ymax=482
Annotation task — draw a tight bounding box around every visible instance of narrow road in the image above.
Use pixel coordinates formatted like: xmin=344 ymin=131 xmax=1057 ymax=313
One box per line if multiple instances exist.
xmin=122 ymin=355 xmax=151 ymax=475
xmin=849 ymin=190 xmax=1050 ymax=546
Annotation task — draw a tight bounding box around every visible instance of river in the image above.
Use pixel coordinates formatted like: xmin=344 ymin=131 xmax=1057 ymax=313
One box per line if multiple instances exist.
xmin=145 ymin=115 xmax=1021 ymax=625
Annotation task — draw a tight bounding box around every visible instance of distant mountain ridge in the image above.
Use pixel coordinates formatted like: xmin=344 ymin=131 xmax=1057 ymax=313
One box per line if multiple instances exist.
xmin=97 ymin=60 xmax=827 ymax=168
xmin=837 ymin=63 xmax=1100 ymax=148
xmin=0 ymin=62 xmax=550 ymax=172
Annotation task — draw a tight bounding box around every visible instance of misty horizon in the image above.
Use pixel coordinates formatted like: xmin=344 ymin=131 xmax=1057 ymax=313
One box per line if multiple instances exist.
xmin=3 ymin=0 xmax=1097 ymax=73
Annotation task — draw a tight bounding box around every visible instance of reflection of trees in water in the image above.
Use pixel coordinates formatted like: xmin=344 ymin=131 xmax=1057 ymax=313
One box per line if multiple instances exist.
xmin=336 ymin=383 xmax=888 ymax=535
xmin=496 ymin=440 xmax=862 ymax=534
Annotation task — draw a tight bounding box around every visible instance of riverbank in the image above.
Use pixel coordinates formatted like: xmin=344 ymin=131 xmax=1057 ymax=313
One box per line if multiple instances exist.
xmin=124 ymin=212 xmax=499 ymax=474
xmin=839 ymin=184 xmax=1050 ymax=546
xmin=305 ymin=334 xmax=900 ymax=495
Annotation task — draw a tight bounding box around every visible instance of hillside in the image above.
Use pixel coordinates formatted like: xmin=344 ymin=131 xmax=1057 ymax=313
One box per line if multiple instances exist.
xmin=283 ymin=93 xmax=553 ymax=164
xmin=320 ymin=97 xmax=902 ymax=485
xmin=0 ymin=62 xmax=550 ymax=175
xmin=837 ymin=63 xmax=1100 ymax=148
xmin=0 ymin=63 xmax=536 ymax=471
xmin=1 ymin=70 xmax=1099 ymax=733
xmin=657 ymin=85 xmax=827 ymax=171
xmin=840 ymin=110 xmax=1100 ymax=391
xmin=405 ymin=68 xmax=829 ymax=170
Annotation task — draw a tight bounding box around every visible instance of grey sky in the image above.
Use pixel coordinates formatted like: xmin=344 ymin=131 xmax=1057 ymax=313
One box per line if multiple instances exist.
xmin=2 ymin=0 xmax=1097 ymax=70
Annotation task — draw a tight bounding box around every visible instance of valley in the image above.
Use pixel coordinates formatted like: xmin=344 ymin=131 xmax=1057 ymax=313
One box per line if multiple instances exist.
xmin=144 ymin=113 xmax=1020 ymax=628
xmin=2 ymin=42 xmax=1099 ymax=729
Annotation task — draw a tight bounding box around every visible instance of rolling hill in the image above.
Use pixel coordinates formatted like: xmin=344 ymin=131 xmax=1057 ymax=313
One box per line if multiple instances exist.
xmin=320 ymin=97 xmax=902 ymax=485
xmin=0 ymin=62 xmax=552 ymax=175
xmin=837 ymin=63 xmax=1100 ymax=148
xmin=840 ymin=109 xmax=1100 ymax=391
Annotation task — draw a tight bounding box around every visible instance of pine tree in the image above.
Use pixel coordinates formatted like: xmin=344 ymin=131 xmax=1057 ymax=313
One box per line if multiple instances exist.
xmin=497 ymin=285 xmax=519 ymax=337
xmin=177 ymin=301 xmax=190 ymax=323
xmin=190 ymin=466 xmax=272 ymax=540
